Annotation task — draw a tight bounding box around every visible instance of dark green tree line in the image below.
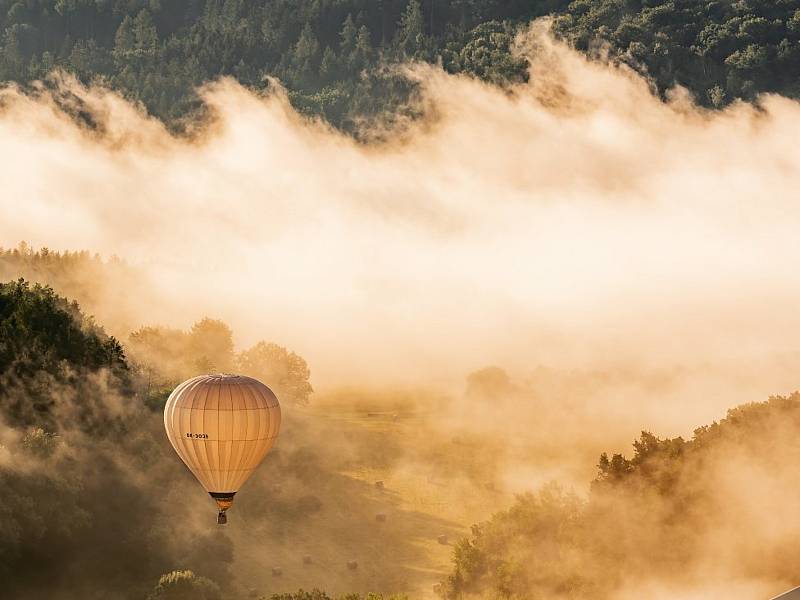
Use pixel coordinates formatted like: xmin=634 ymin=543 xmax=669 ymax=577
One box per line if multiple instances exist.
xmin=2 ymin=1 xmax=799 ymax=132
xmin=553 ymin=0 xmax=800 ymax=107
xmin=0 ymin=0 xmax=563 ymax=132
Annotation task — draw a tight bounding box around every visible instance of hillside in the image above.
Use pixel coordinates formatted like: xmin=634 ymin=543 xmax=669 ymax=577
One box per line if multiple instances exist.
xmin=439 ymin=395 xmax=800 ymax=599
xmin=1 ymin=0 xmax=799 ymax=134
xmin=0 ymin=243 xmax=151 ymax=336
xmin=2 ymin=2 xmax=800 ymax=599
xmin=4 ymin=276 xmax=800 ymax=599
xmin=0 ymin=278 xmax=487 ymax=599
xmin=553 ymin=0 xmax=800 ymax=106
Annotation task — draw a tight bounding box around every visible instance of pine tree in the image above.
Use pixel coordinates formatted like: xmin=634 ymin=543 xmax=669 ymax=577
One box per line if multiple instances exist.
xmin=340 ymin=13 xmax=357 ymax=57
xmin=396 ymin=0 xmax=426 ymax=59
xmin=319 ymin=46 xmax=339 ymax=83
xmin=292 ymin=22 xmax=321 ymax=86
xmin=133 ymin=9 xmax=158 ymax=55
xmin=113 ymin=16 xmax=135 ymax=61
xmin=354 ymin=25 xmax=373 ymax=70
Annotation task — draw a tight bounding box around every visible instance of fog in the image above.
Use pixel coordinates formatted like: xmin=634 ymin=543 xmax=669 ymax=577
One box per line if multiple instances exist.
xmin=1 ymin=27 xmax=798 ymax=396
xmin=2 ymin=23 xmax=800 ymax=599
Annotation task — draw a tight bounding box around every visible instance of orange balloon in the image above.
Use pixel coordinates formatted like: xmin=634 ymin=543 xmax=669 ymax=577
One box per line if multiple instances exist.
xmin=164 ymin=374 xmax=281 ymax=523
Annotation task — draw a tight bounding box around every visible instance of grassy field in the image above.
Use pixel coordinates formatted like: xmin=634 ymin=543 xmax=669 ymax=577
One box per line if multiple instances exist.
xmin=224 ymin=396 xmax=511 ymax=599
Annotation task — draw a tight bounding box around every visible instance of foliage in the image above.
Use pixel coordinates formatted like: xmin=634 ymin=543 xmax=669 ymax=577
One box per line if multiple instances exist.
xmin=128 ymin=324 xmax=192 ymax=383
xmin=0 ymin=1 xmax=562 ymax=134
xmin=0 ymin=278 xmax=126 ymax=376
xmin=0 ymin=280 xmax=234 ymax=599
xmin=0 ymin=0 xmax=795 ymax=132
xmin=443 ymin=484 xmax=586 ymax=599
xmin=188 ymin=317 xmax=236 ymax=373
xmin=553 ymin=0 xmax=800 ymax=106
xmin=147 ymin=570 xmax=222 ymax=600
xmin=128 ymin=319 xmax=314 ymax=407
xmin=237 ymin=341 xmax=313 ymax=405
xmin=441 ymin=20 xmax=529 ymax=85
xmin=20 ymin=426 xmax=60 ymax=457
xmin=0 ymin=242 xmax=148 ymax=334
xmin=268 ymin=592 xmax=408 ymax=600
xmin=464 ymin=366 xmax=513 ymax=400
xmin=269 ymin=592 xmax=334 ymax=600
xmin=0 ymin=270 xmax=412 ymax=600
xmin=0 ymin=278 xmax=129 ymax=430
xmin=439 ymin=393 xmax=800 ymax=599
xmin=128 ymin=318 xmax=235 ymax=380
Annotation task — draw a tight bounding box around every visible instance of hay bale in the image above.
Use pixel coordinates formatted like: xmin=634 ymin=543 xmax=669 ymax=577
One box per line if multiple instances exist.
xmin=374 ymin=480 xmax=384 ymax=490
xmin=303 ymin=555 xmax=313 ymax=565
xmin=347 ymin=560 xmax=358 ymax=570
xmin=271 ymin=567 xmax=282 ymax=577
xmin=375 ymin=513 xmax=387 ymax=522
xmin=271 ymin=483 xmax=282 ymax=494
xmin=437 ymin=535 xmax=448 ymax=545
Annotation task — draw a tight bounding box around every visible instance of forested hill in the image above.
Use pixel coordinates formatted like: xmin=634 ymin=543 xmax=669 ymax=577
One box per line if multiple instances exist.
xmin=0 ymin=0 xmax=560 ymax=132
xmin=552 ymin=0 xmax=800 ymax=107
xmin=1 ymin=0 xmax=800 ymax=132
xmin=439 ymin=394 xmax=800 ymax=598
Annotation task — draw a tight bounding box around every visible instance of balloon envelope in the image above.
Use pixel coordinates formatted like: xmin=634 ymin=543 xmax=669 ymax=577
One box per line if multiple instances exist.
xmin=163 ymin=374 xmax=281 ymax=520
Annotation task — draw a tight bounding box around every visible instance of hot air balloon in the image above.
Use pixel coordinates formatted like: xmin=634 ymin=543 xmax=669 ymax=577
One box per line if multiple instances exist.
xmin=164 ymin=374 xmax=281 ymax=524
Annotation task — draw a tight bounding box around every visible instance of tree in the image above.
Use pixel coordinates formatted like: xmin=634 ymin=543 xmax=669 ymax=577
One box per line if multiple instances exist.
xmin=340 ymin=13 xmax=357 ymax=57
xmin=440 ymin=484 xmax=586 ymax=599
xmin=396 ymin=0 xmax=427 ymax=59
xmin=20 ymin=427 xmax=60 ymax=458
xmin=134 ymin=9 xmax=159 ymax=55
xmin=0 ymin=0 xmax=797 ymax=130
xmin=147 ymin=570 xmax=222 ymax=600
xmin=0 ymin=279 xmax=126 ymax=378
xmin=237 ymin=341 xmax=313 ymax=405
xmin=319 ymin=46 xmax=339 ymax=82
xmin=127 ymin=325 xmax=191 ymax=383
xmin=447 ymin=20 xmax=528 ymax=84
xmin=465 ymin=366 xmax=512 ymax=401
xmin=188 ymin=318 xmax=235 ymax=373
xmin=0 ymin=281 xmax=240 ymax=598
xmin=725 ymin=43 xmax=769 ymax=70
xmin=0 ymin=279 xmax=129 ymax=431
xmin=292 ymin=22 xmax=321 ymax=87
xmin=439 ymin=392 xmax=800 ymax=599
xmin=113 ymin=15 xmax=135 ymax=60
xmin=354 ymin=25 xmax=373 ymax=70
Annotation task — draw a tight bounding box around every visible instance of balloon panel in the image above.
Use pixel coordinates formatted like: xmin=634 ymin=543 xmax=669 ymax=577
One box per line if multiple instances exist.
xmin=164 ymin=374 xmax=281 ymax=493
